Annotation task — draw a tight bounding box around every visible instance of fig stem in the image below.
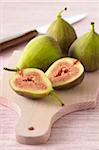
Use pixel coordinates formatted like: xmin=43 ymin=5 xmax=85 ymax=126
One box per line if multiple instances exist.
xmin=3 ymin=67 xmax=19 ymax=72
xmin=50 ymin=91 xmax=64 ymax=107
xmin=91 ymin=22 xmax=95 ymax=32
xmin=57 ymin=8 xmax=67 ymax=18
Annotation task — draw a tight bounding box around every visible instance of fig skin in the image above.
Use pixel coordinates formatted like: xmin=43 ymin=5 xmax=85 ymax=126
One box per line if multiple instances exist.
xmin=68 ymin=22 xmax=99 ymax=72
xmin=10 ymin=68 xmax=64 ymax=106
xmin=47 ymin=8 xmax=77 ymax=56
xmin=16 ymin=35 xmax=62 ymax=71
xmin=53 ymin=72 xmax=84 ymax=90
xmin=45 ymin=58 xmax=84 ymax=89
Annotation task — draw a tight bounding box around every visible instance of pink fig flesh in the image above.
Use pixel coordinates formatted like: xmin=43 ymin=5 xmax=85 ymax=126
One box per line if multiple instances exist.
xmin=15 ymin=70 xmax=48 ymax=91
xmin=45 ymin=58 xmax=84 ymax=88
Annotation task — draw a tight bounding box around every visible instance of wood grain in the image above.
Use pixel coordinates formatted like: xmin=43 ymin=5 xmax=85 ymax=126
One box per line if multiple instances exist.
xmin=0 ymin=1 xmax=99 ymax=149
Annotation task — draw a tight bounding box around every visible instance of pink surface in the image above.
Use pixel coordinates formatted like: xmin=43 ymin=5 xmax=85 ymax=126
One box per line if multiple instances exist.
xmin=0 ymin=1 xmax=99 ymax=149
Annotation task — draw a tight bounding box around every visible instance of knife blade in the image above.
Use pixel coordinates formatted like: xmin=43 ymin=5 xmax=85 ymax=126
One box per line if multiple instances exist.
xmin=0 ymin=13 xmax=87 ymax=51
xmin=37 ymin=13 xmax=87 ymax=33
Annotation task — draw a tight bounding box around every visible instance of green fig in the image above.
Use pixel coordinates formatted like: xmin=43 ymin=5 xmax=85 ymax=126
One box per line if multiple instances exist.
xmin=4 ymin=35 xmax=62 ymax=72
xmin=47 ymin=8 xmax=77 ymax=56
xmin=45 ymin=57 xmax=84 ymax=89
xmin=10 ymin=68 xmax=64 ymax=106
xmin=17 ymin=35 xmax=62 ymax=71
xmin=69 ymin=22 xmax=99 ymax=72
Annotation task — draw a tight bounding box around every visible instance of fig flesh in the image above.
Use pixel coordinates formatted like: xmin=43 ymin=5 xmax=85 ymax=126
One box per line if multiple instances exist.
xmin=45 ymin=58 xmax=84 ymax=89
xmin=68 ymin=22 xmax=99 ymax=72
xmin=10 ymin=68 xmax=64 ymax=106
xmin=16 ymin=35 xmax=62 ymax=71
xmin=47 ymin=8 xmax=77 ymax=56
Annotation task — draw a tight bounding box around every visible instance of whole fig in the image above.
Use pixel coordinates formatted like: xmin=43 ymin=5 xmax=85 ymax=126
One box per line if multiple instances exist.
xmin=47 ymin=8 xmax=77 ymax=56
xmin=69 ymin=22 xmax=99 ymax=72
xmin=4 ymin=35 xmax=62 ymax=72
xmin=17 ymin=35 xmax=62 ymax=71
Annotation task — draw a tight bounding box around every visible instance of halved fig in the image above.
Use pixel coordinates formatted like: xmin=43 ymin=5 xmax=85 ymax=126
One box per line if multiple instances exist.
xmin=45 ymin=58 xmax=84 ymax=89
xmin=10 ymin=68 xmax=64 ymax=106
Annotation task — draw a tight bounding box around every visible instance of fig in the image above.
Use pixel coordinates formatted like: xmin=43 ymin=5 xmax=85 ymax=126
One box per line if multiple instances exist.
xmin=68 ymin=22 xmax=99 ymax=72
xmin=45 ymin=58 xmax=84 ymax=89
xmin=47 ymin=8 xmax=77 ymax=56
xmin=16 ymin=35 xmax=62 ymax=71
xmin=10 ymin=68 xmax=64 ymax=106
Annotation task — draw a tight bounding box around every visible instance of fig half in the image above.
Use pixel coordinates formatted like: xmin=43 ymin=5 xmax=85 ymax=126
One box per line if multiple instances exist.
xmin=10 ymin=68 xmax=64 ymax=106
xmin=45 ymin=58 xmax=84 ymax=89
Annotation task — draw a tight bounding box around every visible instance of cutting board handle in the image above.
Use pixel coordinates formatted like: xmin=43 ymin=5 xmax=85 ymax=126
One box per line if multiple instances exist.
xmin=16 ymin=109 xmax=51 ymax=145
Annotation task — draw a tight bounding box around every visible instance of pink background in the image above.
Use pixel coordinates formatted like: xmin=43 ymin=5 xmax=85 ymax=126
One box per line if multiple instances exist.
xmin=0 ymin=1 xmax=99 ymax=150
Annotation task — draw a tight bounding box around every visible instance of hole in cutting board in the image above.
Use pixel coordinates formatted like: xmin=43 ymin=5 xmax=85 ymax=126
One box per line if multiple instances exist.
xmin=28 ymin=126 xmax=35 ymax=131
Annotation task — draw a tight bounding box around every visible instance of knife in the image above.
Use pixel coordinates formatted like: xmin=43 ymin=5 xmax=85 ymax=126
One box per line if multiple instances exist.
xmin=0 ymin=13 xmax=87 ymax=51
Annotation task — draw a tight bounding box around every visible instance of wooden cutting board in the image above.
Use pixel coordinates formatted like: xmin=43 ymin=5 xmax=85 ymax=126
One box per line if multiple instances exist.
xmin=0 ymin=51 xmax=99 ymax=145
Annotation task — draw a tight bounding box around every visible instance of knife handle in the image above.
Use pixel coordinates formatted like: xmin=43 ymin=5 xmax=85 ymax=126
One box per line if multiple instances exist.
xmin=0 ymin=30 xmax=39 ymax=52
